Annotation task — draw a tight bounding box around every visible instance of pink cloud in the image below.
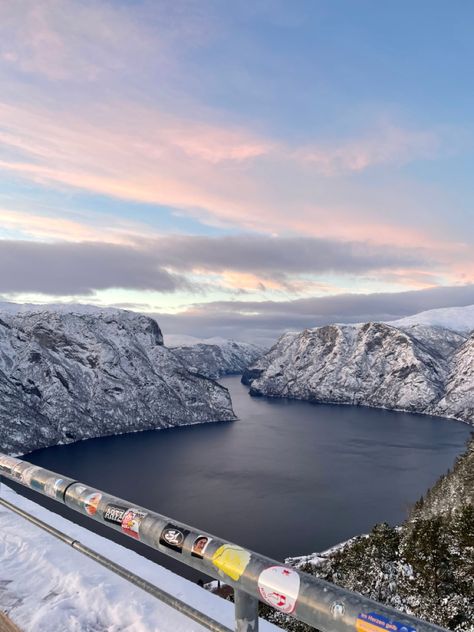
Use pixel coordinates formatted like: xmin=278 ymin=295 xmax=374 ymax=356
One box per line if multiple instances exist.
xmin=297 ymin=125 xmax=440 ymax=175
xmin=0 ymin=0 xmax=185 ymax=82
xmin=0 ymin=207 xmax=154 ymax=244
xmin=0 ymin=98 xmax=467 ymax=293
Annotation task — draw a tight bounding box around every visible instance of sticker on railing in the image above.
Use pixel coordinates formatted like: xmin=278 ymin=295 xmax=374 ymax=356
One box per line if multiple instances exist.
xmin=21 ymin=465 xmax=42 ymax=487
xmin=121 ymin=508 xmax=146 ymax=539
xmin=44 ymin=478 xmax=64 ymax=500
xmin=191 ymin=535 xmax=212 ymax=559
xmin=103 ymin=503 xmax=128 ymax=525
xmin=356 ymin=612 xmax=417 ymax=632
xmin=0 ymin=455 xmax=21 ymax=473
xmin=0 ymin=457 xmax=23 ymax=477
xmin=10 ymin=464 xmax=24 ymax=481
xmin=257 ymin=566 xmax=300 ymax=614
xmin=159 ymin=524 xmax=190 ymax=553
xmin=83 ymin=492 xmax=102 ymax=516
xmin=212 ymin=544 xmax=251 ymax=581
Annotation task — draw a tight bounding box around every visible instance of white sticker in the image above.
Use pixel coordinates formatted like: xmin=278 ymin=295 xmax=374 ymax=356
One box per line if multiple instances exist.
xmin=257 ymin=566 xmax=300 ymax=614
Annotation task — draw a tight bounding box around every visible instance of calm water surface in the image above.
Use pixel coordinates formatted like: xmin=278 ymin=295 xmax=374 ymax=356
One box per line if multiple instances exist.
xmin=23 ymin=376 xmax=472 ymax=579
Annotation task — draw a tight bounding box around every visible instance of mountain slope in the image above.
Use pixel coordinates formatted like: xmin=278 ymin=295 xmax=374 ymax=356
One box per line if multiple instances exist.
xmin=433 ymin=333 xmax=474 ymax=423
xmin=388 ymin=304 xmax=474 ymax=334
xmin=243 ymin=316 xmax=473 ymax=424
xmin=411 ymin=434 xmax=474 ymax=519
xmin=272 ymin=436 xmax=474 ymax=632
xmin=0 ymin=308 xmax=235 ymax=455
xmin=167 ymin=336 xmax=264 ymax=379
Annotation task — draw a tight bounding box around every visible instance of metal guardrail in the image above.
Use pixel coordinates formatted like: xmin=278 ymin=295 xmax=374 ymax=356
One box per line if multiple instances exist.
xmin=0 ymin=453 xmax=448 ymax=632
xmin=0 ymin=494 xmax=230 ymax=632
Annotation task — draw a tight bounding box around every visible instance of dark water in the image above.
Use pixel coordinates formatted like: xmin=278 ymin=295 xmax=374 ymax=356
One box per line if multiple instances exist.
xmin=22 ymin=376 xmax=471 ymax=580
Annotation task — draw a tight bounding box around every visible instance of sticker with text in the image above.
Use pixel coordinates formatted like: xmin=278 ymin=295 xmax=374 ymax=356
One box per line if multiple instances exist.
xmin=121 ymin=508 xmax=146 ymax=539
xmin=356 ymin=613 xmax=417 ymax=632
xmin=191 ymin=535 xmax=212 ymax=559
xmin=83 ymin=492 xmax=102 ymax=516
xmin=103 ymin=503 xmax=128 ymax=526
xmin=212 ymin=544 xmax=251 ymax=581
xmin=257 ymin=566 xmax=300 ymax=614
xmin=159 ymin=524 xmax=190 ymax=553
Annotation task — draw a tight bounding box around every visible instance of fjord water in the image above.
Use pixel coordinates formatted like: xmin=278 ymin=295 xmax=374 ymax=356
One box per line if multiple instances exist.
xmin=26 ymin=376 xmax=471 ymax=577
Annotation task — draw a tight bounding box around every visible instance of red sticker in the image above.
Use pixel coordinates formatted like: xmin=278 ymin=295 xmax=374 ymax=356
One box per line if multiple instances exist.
xmin=258 ymin=566 xmax=300 ymax=614
xmin=83 ymin=492 xmax=102 ymax=516
xmin=121 ymin=508 xmax=146 ymax=539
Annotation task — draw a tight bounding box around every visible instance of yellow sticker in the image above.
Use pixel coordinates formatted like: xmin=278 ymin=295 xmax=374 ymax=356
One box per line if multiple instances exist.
xmin=212 ymin=544 xmax=251 ymax=581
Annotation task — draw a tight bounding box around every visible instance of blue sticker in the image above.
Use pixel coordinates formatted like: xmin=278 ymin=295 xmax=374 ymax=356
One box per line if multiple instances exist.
xmin=356 ymin=612 xmax=416 ymax=632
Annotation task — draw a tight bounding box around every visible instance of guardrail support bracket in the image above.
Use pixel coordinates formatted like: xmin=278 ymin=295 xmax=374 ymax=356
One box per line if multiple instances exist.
xmin=234 ymin=589 xmax=259 ymax=632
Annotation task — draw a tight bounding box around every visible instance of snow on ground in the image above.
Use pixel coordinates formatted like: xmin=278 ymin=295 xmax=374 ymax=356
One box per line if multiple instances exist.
xmin=0 ymin=485 xmax=279 ymax=632
xmin=388 ymin=304 xmax=474 ymax=333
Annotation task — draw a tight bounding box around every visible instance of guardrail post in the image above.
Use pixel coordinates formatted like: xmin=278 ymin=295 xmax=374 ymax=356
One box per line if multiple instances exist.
xmin=234 ymin=589 xmax=259 ymax=632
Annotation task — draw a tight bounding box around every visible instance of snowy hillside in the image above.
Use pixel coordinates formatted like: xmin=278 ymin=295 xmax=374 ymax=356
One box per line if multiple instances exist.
xmin=388 ymin=304 xmax=474 ymax=334
xmin=411 ymin=435 xmax=474 ymax=520
xmin=270 ymin=437 xmax=474 ymax=632
xmin=0 ymin=486 xmax=278 ymax=632
xmin=243 ymin=307 xmax=474 ymax=424
xmin=0 ymin=306 xmax=235 ymax=455
xmin=166 ymin=335 xmax=265 ymax=379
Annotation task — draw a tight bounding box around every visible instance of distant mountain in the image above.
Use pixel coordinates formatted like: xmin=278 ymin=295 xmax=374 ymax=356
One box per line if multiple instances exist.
xmin=166 ymin=335 xmax=265 ymax=379
xmin=0 ymin=307 xmax=235 ymax=455
xmin=387 ymin=304 xmax=474 ymax=333
xmin=243 ymin=305 xmax=474 ymax=424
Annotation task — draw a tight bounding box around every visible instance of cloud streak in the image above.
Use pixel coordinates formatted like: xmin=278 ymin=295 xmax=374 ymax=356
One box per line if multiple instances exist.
xmin=155 ymin=284 xmax=474 ymax=344
xmin=0 ymin=240 xmax=188 ymax=295
xmin=0 ymin=234 xmax=438 ymax=297
xmin=0 ymin=97 xmax=460 ymax=272
xmin=0 ymin=0 xmax=472 ymax=313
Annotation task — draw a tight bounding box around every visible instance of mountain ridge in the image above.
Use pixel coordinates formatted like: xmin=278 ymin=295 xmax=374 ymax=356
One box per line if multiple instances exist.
xmin=243 ymin=306 xmax=474 ymax=424
xmin=0 ymin=307 xmax=236 ymax=455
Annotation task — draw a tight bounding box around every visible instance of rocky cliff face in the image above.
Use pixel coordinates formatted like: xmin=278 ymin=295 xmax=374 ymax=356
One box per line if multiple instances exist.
xmin=435 ymin=333 xmax=474 ymax=424
xmin=243 ymin=321 xmax=473 ymax=424
xmin=168 ymin=337 xmax=264 ymax=379
xmin=0 ymin=309 xmax=236 ymax=455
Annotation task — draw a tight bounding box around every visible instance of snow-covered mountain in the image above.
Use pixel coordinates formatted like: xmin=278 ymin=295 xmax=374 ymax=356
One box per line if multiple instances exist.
xmin=243 ymin=306 xmax=474 ymax=424
xmin=387 ymin=304 xmax=474 ymax=334
xmin=166 ymin=335 xmax=265 ymax=379
xmin=0 ymin=307 xmax=236 ymax=455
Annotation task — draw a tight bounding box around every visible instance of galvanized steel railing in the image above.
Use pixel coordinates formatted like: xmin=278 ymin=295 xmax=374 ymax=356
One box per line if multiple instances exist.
xmin=0 ymin=453 xmax=448 ymax=632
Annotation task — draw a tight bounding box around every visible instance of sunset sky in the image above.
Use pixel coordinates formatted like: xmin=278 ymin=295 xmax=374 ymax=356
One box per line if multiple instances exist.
xmin=1 ymin=1 xmax=473 ymax=342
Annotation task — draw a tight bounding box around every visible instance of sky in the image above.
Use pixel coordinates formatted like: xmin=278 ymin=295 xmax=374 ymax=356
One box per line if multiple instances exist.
xmin=1 ymin=0 xmax=473 ymax=342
